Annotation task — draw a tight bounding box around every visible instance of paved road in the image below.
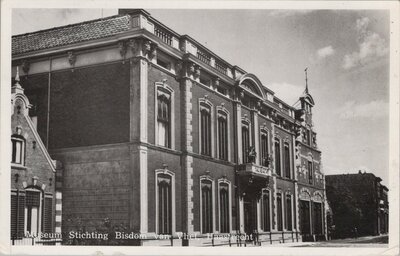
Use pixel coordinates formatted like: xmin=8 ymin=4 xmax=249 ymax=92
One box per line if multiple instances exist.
xmin=293 ymin=235 xmax=388 ymax=247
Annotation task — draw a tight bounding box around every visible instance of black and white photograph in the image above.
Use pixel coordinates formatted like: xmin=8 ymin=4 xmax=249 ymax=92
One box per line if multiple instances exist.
xmin=1 ymin=1 xmax=399 ymax=255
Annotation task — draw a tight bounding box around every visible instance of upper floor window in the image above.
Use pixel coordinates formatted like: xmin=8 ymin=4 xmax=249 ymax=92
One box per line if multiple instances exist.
xmin=308 ymin=160 xmax=313 ymax=184
xmin=11 ymin=127 xmax=25 ymax=165
xmin=200 ymin=103 xmax=212 ymax=156
xmin=284 ymin=143 xmax=291 ymax=179
xmin=260 ymin=131 xmax=269 ymax=167
xmin=242 ymin=121 xmax=250 ymax=163
xmin=274 ymin=139 xmax=281 ymax=176
xmin=156 ymin=52 xmax=172 ymax=71
xmin=200 ymin=179 xmax=213 ymax=233
xmin=157 ymin=89 xmax=171 ymax=148
xmin=217 ymin=111 xmax=228 ymax=161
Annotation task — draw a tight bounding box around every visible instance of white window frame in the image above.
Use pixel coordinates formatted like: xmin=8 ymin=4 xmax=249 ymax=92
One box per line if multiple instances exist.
xmin=217 ymin=178 xmax=232 ymax=234
xmin=155 ymin=82 xmax=175 ymax=150
xmin=155 ymin=169 xmax=176 ymax=235
xmin=11 ymin=136 xmax=25 ymax=166
xmin=199 ymin=176 xmax=216 ymax=234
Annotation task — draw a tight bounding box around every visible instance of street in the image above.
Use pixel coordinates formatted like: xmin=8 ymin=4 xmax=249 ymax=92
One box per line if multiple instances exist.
xmin=293 ymin=235 xmax=389 ymax=247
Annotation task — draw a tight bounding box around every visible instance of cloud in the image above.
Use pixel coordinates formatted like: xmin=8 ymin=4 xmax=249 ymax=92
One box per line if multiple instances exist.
xmin=317 ymin=45 xmax=335 ymax=59
xmin=338 ymin=100 xmax=388 ymax=119
xmin=342 ymin=17 xmax=389 ymax=70
xmin=267 ymin=82 xmax=304 ymax=105
xmin=268 ymin=10 xmax=313 ymax=17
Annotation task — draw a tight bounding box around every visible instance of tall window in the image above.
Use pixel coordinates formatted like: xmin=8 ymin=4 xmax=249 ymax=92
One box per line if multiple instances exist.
xmin=284 ymin=143 xmax=291 ymax=179
xmin=25 ymin=190 xmax=41 ymax=234
xmin=308 ymin=161 xmax=313 ymax=184
xmin=286 ymin=194 xmax=293 ymax=231
xmin=275 ymin=139 xmax=281 ymax=176
xmin=157 ymin=89 xmax=171 ymax=148
xmin=157 ymin=173 xmax=172 ymax=234
xmin=260 ymin=131 xmax=269 ymax=167
xmin=261 ymin=190 xmax=271 ymax=231
xmin=11 ymin=135 xmax=25 ymax=165
xmin=200 ymin=105 xmax=212 ymax=156
xmin=201 ymin=179 xmax=213 ymax=233
xmin=217 ymin=112 xmax=228 ymax=161
xmin=219 ymin=182 xmax=230 ymax=233
xmin=242 ymin=122 xmax=250 ymax=163
xmin=277 ymin=193 xmax=283 ymax=231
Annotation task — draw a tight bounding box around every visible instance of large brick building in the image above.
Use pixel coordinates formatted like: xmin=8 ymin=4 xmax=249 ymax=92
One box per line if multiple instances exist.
xmin=326 ymin=172 xmax=389 ymax=238
xmin=11 ymin=9 xmax=327 ymax=245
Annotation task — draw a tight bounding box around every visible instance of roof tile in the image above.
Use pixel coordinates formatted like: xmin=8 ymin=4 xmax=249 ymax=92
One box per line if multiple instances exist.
xmin=12 ymin=15 xmax=131 ymax=55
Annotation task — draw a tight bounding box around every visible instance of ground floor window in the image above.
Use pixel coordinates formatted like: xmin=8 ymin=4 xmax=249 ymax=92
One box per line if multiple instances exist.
xmin=286 ymin=194 xmax=293 ymax=231
xmin=261 ymin=190 xmax=271 ymax=231
xmin=201 ymin=179 xmax=213 ymax=233
xmin=300 ymin=200 xmax=311 ymax=235
xmin=157 ymin=173 xmax=172 ymax=234
xmin=277 ymin=193 xmax=283 ymax=231
xmin=219 ymin=182 xmax=230 ymax=233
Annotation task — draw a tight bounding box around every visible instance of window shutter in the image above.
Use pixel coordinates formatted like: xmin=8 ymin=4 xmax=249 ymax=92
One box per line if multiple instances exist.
xmin=43 ymin=197 xmax=53 ymax=233
xmin=18 ymin=194 xmax=25 ymax=238
xmin=11 ymin=195 xmax=17 ymax=238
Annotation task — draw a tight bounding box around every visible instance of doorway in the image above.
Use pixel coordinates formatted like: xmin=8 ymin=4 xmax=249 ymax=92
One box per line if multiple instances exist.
xmin=243 ymin=195 xmax=257 ymax=238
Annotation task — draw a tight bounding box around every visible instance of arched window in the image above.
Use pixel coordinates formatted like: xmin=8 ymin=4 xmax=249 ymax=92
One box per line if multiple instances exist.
xmin=218 ymin=181 xmax=231 ymax=233
xmin=217 ymin=111 xmax=228 ymax=161
xmin=157 ymin=88 xmax=171 ymax=148
xmin=200 ymin=104 xmax=212 ymax=156
xmin=261 ymin=190 xmax=271 ymax=231
xmin=157 ymin=173 xmax=172 ymax=234
xmin=200 ymin=179 xmax=214 ymax=233
xmin=242 ymin=121 xmax=250 ymax=163
xmin=284 ymin=142 xmax=291 ymax=179
xmin=285 ymin=194 xmax=293 ymax=231
xmin=11 ymin=127 xmax=25 ymax=165
xmin=274 ymin=139 xmax=281 ymax=176
xmin=260 ymin=130 xmax=269 ymax=167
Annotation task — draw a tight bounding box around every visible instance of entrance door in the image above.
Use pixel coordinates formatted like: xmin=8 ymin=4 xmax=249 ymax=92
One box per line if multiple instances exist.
xmin=244 ymin=196 xmax=256 ymax=238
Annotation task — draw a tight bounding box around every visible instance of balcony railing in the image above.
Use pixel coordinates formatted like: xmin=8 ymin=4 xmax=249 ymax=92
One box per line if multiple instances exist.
xmin=237 ymin=163 xmax=272 ymax=177
xmin=215 ymin=60 xmax=228 ymax=75
xmin=197 ymin=49 xmax=211 ymax=65
xmin=154 ymin=26 xmax=172 ymax=46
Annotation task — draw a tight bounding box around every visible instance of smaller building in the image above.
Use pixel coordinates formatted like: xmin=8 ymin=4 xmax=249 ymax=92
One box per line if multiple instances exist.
xmin=11 ymin=68 xmax=63 ymax=245
xmin=325 ymin=171 xmax=388 ymax=239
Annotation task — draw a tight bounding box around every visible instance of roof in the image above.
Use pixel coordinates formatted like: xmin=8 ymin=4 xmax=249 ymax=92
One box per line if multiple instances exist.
xmin=12 ymin=14 xmax=131 ymax=55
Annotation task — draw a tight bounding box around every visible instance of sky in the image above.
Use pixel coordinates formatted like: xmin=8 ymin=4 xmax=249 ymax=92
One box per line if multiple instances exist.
xmin=12 ymin=8 xmax=391 ymax=185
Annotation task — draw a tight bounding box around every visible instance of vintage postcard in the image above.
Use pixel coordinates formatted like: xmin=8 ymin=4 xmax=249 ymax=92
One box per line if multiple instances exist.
xmin=0 ymin=1 xmax=398 ymax=255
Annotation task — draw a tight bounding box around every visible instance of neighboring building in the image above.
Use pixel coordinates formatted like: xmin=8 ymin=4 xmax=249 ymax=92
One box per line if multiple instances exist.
xmin=326 ymin=172 xmax=389 ymax=238
xmin=11 ymin=9 xmax=326 ymax=245
xmin=11 ymin=69 xmax=62 ymax=244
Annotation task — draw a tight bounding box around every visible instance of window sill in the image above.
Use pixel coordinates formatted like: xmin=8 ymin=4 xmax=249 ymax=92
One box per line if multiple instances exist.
xmin=11 ymin=163 xmax=27 ymax=170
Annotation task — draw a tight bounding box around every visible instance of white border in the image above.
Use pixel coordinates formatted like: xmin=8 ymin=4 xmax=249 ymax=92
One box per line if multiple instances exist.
xmin=1 ymin=1 xmax=398 ymax=255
